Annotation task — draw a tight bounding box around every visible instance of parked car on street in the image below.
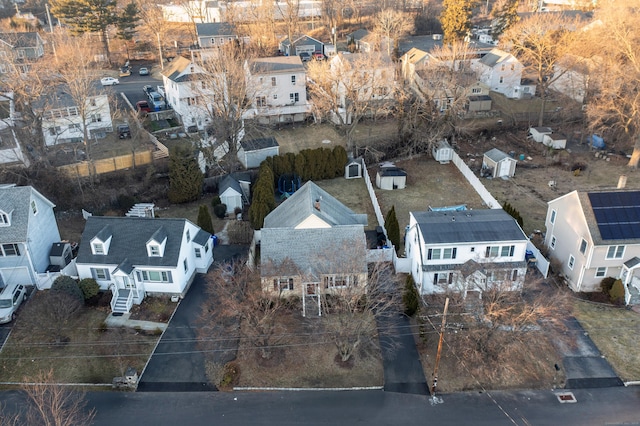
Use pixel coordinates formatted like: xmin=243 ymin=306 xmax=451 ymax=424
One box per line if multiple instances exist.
xmin=0 ymin=283 xmax=26 ymax=324
xmin=136 ymin=100 xmax=152 ymax=115
xmin=100 ymin=77 xmax=119 ymax=86
xmin=120 ymin=66 xmax=132 ymax=77
xmin=138 ymin=67 xmax=150 ymax=76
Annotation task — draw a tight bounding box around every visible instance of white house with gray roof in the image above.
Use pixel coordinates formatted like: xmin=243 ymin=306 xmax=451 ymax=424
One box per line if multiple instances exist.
xmin=405 ymin=209 xmax=528 ymax=296
xmin=244 ymin=56 xmax=311 ymax=124
xmin=470 ymin=48 xmax=533 ymax=99
xmin=0 ymin=184 xmax=61 ymax=288
xmin=260 ymin=181 xmax=368 ymax=316
xmin=76 ymin=216 xmax=213 ymax=314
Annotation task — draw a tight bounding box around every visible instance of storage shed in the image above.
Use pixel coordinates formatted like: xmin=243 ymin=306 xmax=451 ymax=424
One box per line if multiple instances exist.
xmin=219 ymin=175 xmax=244 ymax=215
xmin=344 ymin=157 xmax=364 ymax=179
xmin=483 ymin=148 xmax=517 ymax=178
xmin=542 ymin=133 xmax=567 ymax=149
xmin=468 ymin=95 xmax=492 ymax=112
xmin=432 ymin=139 xmax=453 ymax=164
xmin=237 ymin=137 xmax=279 ymax=169
xmin=529 ymin=127 xmax=552 ymax=143
xmin=376 ymin=163 xmax=407 ymax=190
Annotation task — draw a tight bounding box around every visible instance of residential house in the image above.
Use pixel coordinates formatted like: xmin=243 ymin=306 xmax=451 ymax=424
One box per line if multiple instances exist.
xmin=0 ymin=92 xmax=27 ymax=166
xmin=195 ymin=22 xmax=238 ymax=49
xmin=0 ymin=184 xmax=61 ymax=287
xmin=279 ymin=34 xmax=325 ymax=57
xmin=237 ymin=136 xmax=279 ymax=169
xmin=37 ymin=85 xmax=113 ymax=147
xmin=405 ymin=209 xmax=528 ymax=296
xmin=244 ymin=56 xmax=311 ymax=124
xmin=470 ymin=48 xmax=534 ymax=99
xmin=0 ymin=32 xmax=44 ymax=74
xmin=544 ymin=190 xmax=640 ymax=304
xmin=346 ymin=29 xmax=387 ymax=53
xmin=260 ymin=181 xmax=368 ymax=316
xmin=482 ymin=148 xmax=517 ymax=178
xmin=76 ymin=216 xmax=213 ymax=314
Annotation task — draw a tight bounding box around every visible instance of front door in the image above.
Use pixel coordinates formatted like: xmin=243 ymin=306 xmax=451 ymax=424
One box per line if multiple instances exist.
xmin=306 ymin=283 xmax=318 ymax=295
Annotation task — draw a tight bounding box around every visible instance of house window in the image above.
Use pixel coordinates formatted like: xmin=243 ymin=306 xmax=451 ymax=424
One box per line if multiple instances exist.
xmin=211 ymin=38 xmax=216 ymax=44
xmin=606 ymin=245 xmax=625 ymax=259
xmin=31 ymin=200 xmax=37 ymax=215
xmin=511 ymin=269 xmax=518 ymax=281
xmin=472 ymin=88 xmax=481 ymax=94
xmin=291 ymin=75 xmax=296 ymax=85
xmin=273 ymin=94 xmax=278 ymax=100
xmin=579 ymin=239 xmax=587 ymax=255
xmin=49 ymin=126 xmax=61 ymax=136
xmin=324 ymin=275 xmax=356 ymax=288
xmin=550 ymin=209 xmax=556 ymax=224
xmin=427 ymin=248 xmax=441 ymax=260
xmin=485 ymin=246 xmax=499 ymax=258
xmin=274 ymin=277 xmax=294 ymax=291
xmin=149 ymin=245 xmax=160 ymax=256
xmin=137 ymin=270 xmax=172 ymax=283
xmin=92 ymin=243 xmax=104 ymax=255
xmin=91 ymin=114 xmax=102 ymax=123
xmin=183 ymin=259 xmax=188 ymax=272
xmin=595 ymin=267 xmax=607 ymax=278
xmin=256 ymin=96 xmax=266 ymax=107
xmin=289 ymin=92 xmax=299 ymax=102
xmin=0 ymin=213 xmax=8 ymax=225
xmin=568 ymin=255 xmax=575 ymax=270
xmin=204 ymin=243 xmax=209 ymax=253
xmin=1 ymin=244 xmax=20 ymax=256
xmin=499 ymin=76 xmax=504 ymax=84
xmin=92 ymin=268 xmax=109 ymax=280
xmin=470 ymin=247 xmax=475 ymax=252
xmin=90 ymin=98 xmax=96 ymax=107
xmin=186 ymin=230 xmax=191 ymax=243
xmin=501 ymin=64 xmax=505 ymax=71
xmin=195 ymin=248 xmax=201 ymax=258
xmin=511 ymin=64 xmax=515 ymax=71
xmin=271 ymin=77 xmax=276 ymax=86
xmin=550 ymin=236 xmax=556 ymax=249
xmin=501 ymin=245 xmax=515 ymax=257
xmin=68 ymin=123 xmax=81 ymax=132
xmin=443 ymin=248 xmax=457 ymax=260
xmin=434 ymin=273 xmax=453 ymax=285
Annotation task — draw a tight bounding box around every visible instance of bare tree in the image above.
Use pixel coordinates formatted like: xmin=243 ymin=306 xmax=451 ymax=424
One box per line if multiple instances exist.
xmin=20 ymin=370 xmax=96 ymax=426
xmin=136 ymin=0 xmax=172 ymax=69
xmin=18 ymin=290 xmax=84 ymax=344
xmin=373 ymin=9 xmax=414 ymax=58
xmin=240 ymin=0 xmax=278 ymax=56
xmin=501 ymin=13 xmax=581 ymax=127
xmin=276 ymin=0 xmax=302 ymax=51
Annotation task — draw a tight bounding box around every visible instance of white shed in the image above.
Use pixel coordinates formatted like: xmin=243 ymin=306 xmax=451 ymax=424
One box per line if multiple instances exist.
xmin=219 ymin=175 xmax=244 ymax=215
xmin=483 ymin=148 xmax=517 ymax=178
xmin=542 ymin=133 xmax=567 ymax=149
xmin=432 ymin=139 xmax=453 ymax=164
xmin=344 ymin=157 xmax=364 ymax=179
xmin=237 ymin=137 xmax=279 ymax=169
xmin=376 ymin=163 xmax=407 ymax=190
xmin=529 ymin=127 xmax=552 ymax=143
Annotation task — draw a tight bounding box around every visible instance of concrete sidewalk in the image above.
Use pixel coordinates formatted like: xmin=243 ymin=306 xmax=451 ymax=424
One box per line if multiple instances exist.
xmin=105 ymin=313 xmax=168 ymax=332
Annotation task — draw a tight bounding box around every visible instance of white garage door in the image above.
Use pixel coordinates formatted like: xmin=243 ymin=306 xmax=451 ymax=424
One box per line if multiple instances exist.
xmin=1 ymin=267 xmax=32 ymax=286
xmin=295 ymin=45 xmax=315 ymax=55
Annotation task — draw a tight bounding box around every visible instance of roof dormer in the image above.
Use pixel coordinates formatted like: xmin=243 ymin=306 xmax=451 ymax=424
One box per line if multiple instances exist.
xmin=147 ymin=226 xmax=168 ymax=257
xmin=91 ymin=225 xmax=112 ymax=255
xmin=0 ymin=209 xmax=12 ymax=227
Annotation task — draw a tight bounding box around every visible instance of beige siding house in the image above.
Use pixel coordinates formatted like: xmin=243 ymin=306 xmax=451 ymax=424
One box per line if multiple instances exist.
xmin=545 ymin=190 xmax=640 ymax=304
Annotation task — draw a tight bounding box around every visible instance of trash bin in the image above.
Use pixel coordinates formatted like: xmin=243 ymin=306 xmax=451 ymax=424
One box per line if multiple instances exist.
xmin=211 ymin=235 xmax=218 ymax=247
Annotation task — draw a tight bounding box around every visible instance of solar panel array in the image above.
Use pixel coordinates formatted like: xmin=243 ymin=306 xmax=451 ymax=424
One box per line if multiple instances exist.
xmin=588 ymin=191 xmax=640 ymax=240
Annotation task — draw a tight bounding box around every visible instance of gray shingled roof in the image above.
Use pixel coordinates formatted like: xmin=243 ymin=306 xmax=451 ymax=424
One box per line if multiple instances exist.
xmin=484 ymin=148 xmax=511 ymax=163
xmin=240 ymin=137 xmax=279 ymax=152
xmin=0 ymin=185 xmax=54 ymax=244
xmin=412 ymin=209 xmax=527 ymax=244
xmin=161 ymin=56 xmax=197 ymax=83
xmin=196 ymin=22 xmax=236 ymax=37
xmin=248 ymin=56 xmax=304 ymax=74
xmin=220 ymin=175 xmax=242 ymax=195
xmin=0 ymin=32 xmax=41 ymax=49
xmin=76 ymin=216 xmax=209 ymax=268
xmin=479 ymin=52 xmax=501 ymax=67
xmin=263 ymin=181 xmax=367 ymax=229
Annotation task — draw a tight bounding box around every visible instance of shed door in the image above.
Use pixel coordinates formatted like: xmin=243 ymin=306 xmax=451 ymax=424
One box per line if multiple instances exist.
xmin=499 ymin=160 xmax=511 ymax=177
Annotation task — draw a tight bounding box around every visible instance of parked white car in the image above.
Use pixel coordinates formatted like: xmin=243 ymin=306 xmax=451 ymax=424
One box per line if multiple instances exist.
xmin=0 ymin=283 xmax=26 ymax=324
xmin=100 ymin=77 xmax=120 ymax=86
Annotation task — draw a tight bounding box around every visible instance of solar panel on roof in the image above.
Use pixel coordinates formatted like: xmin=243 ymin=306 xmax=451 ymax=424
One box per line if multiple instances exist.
xmin=588 ymin=191 xmax=640 ymax=240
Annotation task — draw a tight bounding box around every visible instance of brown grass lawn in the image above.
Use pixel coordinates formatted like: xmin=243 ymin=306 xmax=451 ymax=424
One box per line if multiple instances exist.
xmin=316 ymin=177 xmax=378 ymax=231
xmin=0 ymin=293 xmax=160 ymax=384
xmin=572 ymin=301 xmax=640 ymax=382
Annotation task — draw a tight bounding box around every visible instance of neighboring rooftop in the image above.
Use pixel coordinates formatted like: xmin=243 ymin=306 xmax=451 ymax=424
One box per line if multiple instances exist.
xmin=240 ymin=136 xmax=279 ymax=151
xmin=248 ymin=56 xmax=305 ymax=74
xmin=587 ymin=191 xmax=640 ymax=241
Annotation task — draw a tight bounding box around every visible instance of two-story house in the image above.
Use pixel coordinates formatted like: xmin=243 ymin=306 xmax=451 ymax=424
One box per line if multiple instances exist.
xmin=260 ymin=181 xmax=368 ymax=316
xmin=0 ymin=32 xmax=45 ymax=74
xmin=0 ymin=184 xmax=61 ymax=287
xmin=37 ymin=86 xmax=113 ymax=147
xmin=405 ymin=209 xmax=528 ymax=296
xmin=470 ymin=48 xmax=535 ymax=99
xmin=545 ymin=190 xmax=640 ymax=304
xmin=244 ymin=56 xmax=311 ymax=124
xmin=76 ymin=216 xmax=213 ymax=314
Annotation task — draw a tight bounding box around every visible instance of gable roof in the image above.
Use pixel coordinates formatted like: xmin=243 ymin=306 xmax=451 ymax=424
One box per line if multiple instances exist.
xmin=349 ymin=29 xmax=370 ymax=41
xmin=161 ymin=56 xmax=201 ymax=83
xmin=584 ymin=191 xmax=640 ymax=242
xmin=247 ymin=56 xmax=304 ymax=74
xmin=219 ymin=175 xmax=242 ymax=195
xmin=479 ymin=49 xmax=513 ymax=67
xmin=240 ymin=136 xmax=278 ymax=151
xmin=196 ymin=22 xmax=236 ymax=37
xmin=76 ymin=216 xmax=209 ymax=267
xmin=0 ymin=32 xmax=42 ymax=49
xmin=484 ymin=148 xmax=512 ymax=163
xmin=405 ymin=47 xmax=429 ymax=65
xmin=412 ymin=209 xmax=527 ymax=244
xmin=281 ymin=34 xmax=324 ymax=48
xmin=263 ymin=181 xmax=367 ymax=229
xmin=0 ymin=185 xmax=55 ymax=244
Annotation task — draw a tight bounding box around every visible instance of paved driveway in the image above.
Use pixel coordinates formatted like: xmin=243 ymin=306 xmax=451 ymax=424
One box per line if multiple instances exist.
xmin=137 ymin=245 xmax=248 ymax=392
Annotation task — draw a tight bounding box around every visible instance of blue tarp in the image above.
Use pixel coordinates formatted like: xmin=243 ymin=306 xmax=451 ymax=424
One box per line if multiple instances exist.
xmin=428 ymin=204 xmax=468 ymax=212
xmin=591 ymin=134 xmax=605 ymax=149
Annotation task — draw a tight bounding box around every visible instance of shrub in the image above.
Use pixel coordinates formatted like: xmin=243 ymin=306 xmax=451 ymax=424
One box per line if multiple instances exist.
xmin=197 ymin=204 xmax=215 ymax=234
xmin=213 ymin=203 xmax=227 ymax=219
xmin=117 ymin=194 xmax=137 ymax=212
xmin=384 ymin=205 xmax=400 ymax=251
xmin=600 ymin=277 xmax=616 ymax=294
xmin=609 ymin=279 xmax=625 ymax=305
xmin=219 ymin=361 xmax=241 ymax=389
xmin=403 ymin=275 xmax=420 ymax=317
xmin=51 ymin=275 xmax=83 ymax=301
xmin=234 ymin=206 xmax=242 ymax=216
xmin=211 ymin=196 xmax=221 ymax=207
xmin=78 ymin=278 xmax=100 ymax=300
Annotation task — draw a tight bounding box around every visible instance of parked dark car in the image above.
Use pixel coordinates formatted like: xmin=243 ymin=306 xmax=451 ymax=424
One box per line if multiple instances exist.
xmin=119 ymin=66 xmax=131 ymax=77
xmin=117 ymin=124 xmax=131 ymax=139
xmin=299 ymin=52 xmax=311 ymax=62
xmin=143 ymin=85 xmax=154 ymax=96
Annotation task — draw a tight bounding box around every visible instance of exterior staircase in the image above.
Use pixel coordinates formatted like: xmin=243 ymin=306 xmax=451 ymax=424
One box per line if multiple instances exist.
xmin=628 ymin=284 xmax=640 ymax=305
xmin=110 ymin=288 xmax=134 ymax=314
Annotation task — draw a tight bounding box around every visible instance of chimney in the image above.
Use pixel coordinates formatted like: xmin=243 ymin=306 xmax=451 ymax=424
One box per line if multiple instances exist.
xmin=617 ymin=175 xmax=627 ymax=189
xmin=314 ymin=199 xmax=321 ymax=211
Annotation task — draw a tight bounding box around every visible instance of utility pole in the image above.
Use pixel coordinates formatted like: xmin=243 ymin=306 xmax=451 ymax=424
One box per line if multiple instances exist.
xmin=45 ymin=3 xmax=57 ymax=59
xmin=431 ymin=297 xmax=449 ymax=396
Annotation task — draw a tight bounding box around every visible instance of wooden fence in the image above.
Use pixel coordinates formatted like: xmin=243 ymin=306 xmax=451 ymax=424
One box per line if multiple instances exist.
xmin=58 ymin=150 xmax=154 ymax=178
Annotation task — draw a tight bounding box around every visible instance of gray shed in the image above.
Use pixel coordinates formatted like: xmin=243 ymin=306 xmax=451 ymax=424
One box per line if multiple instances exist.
xmin=237 ymin=137 xmax=279 ymax=169
xmin=376 ymin=163 xmax=407 ymax=190
xmin=432 ymin=139 xmax=453 ymax=164
xmin=482 ymin=148 xmax=517 ymax=178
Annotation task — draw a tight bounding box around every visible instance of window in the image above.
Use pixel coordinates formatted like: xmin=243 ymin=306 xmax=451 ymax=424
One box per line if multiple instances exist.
xmin=91 ymin=114 xmax=102 ymax=123
xmin=68 ymin=123 xmax=81 ymax=132
xmin=271 ymin=77 xmax=276 ymax=86
xmin=434 ymin=273 xmax=453 ymax=285
xmin=500 ymin=245 xmax=515 ymax=257
xmin=90 ymin=98 xmax=96 ymax=107
xmin=501 ymin=64 xmax=505 ymax=71
xmin=324 ymin=275 xmax=357 ymax=288
xmin=443 ymin=248 xmax=457 ymax=260
xmin=31 ymin=200 xmax=37 ymax=215
xmin=606 ymin=245 xmax=625 ymax=259
xmin=149 ymin=245 xmax=160 ymax=256
xmin=137 ymin=270 xmax=172 ymax=283
xmin=186 ymin=230 xmax=191 ymax=243
xmin=256 ymin=96 xmax=266 ymax=107
xmin=195 ymin=248 xmax=201 ymax=258
xmin=211 ymin=38 xmax=216 ymax=44
xmin=427 ymin=248 xmax=441 ymax=260
xmin=472 ymin=87 xmax=481 ymax=94
xmin=550 ymin=236 xmax=556 ymax=249
xmin=595 ymin=267 xmax=607 ymax=278
xmin=470 ymin=247 xmax=475 ymax=252
xmin=204 ymin=243 xmax=209 ymax=253
xmin=1 ymin=244 xmax=20 ymax=256
xmin=92 ymin=243 xmax=104 ymax=255
xmin=49 ymin=126 xmax=61 ymax=136
xmin=183 ymin=258 xmax=188 ymax=272
xmin=485 ymin=246 xmax=499 ymax=258
xmin=93 ymin=268 xmax=109 ymax=280
xmin=0 ymin=212 xmax=8 ymax=225
xmin=511 ymin=269 xmax=518 ymax=281
xmin=274 ymin=277 xmax=294 ymax=291
xmin=273 ymin=94 xmax=278 ymax=100
xmin=550 ymin=209 xmax=556 ymax=224
xmin=291 ymin=75 xmax=296 ymax=85
xmin=568 ymin=255 xmax=575 ymax=270
xmin=289 ymin=92 xmax=299 ymax=102
xmin=579 ymin=239 xmax=587 ymax=255
xmin=499 ymin=76 xmax=504 ymax=84
xmin=511 ymin=64 xmax=515 ymax=71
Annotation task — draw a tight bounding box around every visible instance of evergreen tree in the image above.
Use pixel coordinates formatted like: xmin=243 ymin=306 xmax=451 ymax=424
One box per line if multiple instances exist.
xmin=116 ymin=1 xmax=140 ymax=57
xmin=168 ymin=146 xmax=204 ymax=204
xmin=403 ymin=275 xmax=420 ymax=317
xmin=440 ymin=0 xmax=475 ymax=44
xmin=384 ymin=205 xmax=400 ymax=251
xmin=197 ymin=204 xmax=215 ymax=234
xmin=332 ymin=146 xmax=348 ymax=177
xmin=491 ymin=0 xmax=520 ymax=38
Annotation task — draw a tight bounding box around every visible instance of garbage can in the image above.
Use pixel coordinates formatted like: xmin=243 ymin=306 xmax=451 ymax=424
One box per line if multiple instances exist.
xmin=211 ymin=235 xmax=219 ymax=247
